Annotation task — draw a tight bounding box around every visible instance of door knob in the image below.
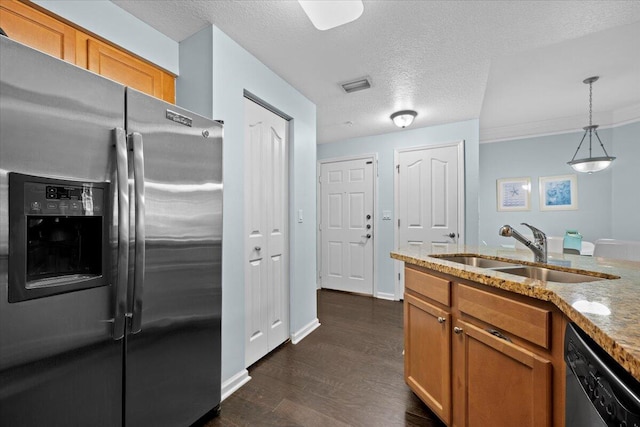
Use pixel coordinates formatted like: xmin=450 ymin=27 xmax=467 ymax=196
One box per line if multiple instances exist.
xmin=453 ymin=326 xmax=464 ymax=334
xmin=366 ymin=214 xmax=371 ymax=220
xmin=366 ymin=224 xmax=371 ymax=229
xmin=254 ymin=246 xmax=261 ymax=251
xmin=443 ymin=232 xmax=456 ymax=238
xmin=437 ymin=317 xmax=446 ymax=324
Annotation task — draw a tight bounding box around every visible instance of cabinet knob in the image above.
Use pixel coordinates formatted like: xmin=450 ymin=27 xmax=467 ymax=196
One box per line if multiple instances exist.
xmin=437 ymin=317 xmax=446 ymax=324
xmin=453 ymin=326 xmax=464 ymax=334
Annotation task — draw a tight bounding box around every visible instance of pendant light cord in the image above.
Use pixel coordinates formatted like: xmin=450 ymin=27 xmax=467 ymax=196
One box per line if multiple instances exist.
xmin=589 ymin=82 xmax=593 ymax=126
xmin=588 ymin=80 xmax=593 ymax=158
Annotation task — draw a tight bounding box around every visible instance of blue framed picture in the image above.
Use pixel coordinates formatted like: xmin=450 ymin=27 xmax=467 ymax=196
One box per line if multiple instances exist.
xmin=539 ymin=174 xmax=578 ymax=211
xmin=496 ymin=177 xmax=531 ymax=211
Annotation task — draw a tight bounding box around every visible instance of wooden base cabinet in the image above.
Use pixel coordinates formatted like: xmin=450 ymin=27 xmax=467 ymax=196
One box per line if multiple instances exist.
xmin=452 ymin=319 xmax=552 ymax=427
xmin=404 ymin=265 xmax=564 ymax=427
xmin=404 ymin=293 xmax=451 ymax=424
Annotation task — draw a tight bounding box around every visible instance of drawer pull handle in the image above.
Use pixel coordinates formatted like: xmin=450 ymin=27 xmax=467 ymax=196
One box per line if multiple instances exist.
xmin=453 ymin=326 xmax=463 ymax=334
xmin=437 ymin=317 xmax=446 ymax=324
xmin=487 ymin=328 xmax=512 ymax=343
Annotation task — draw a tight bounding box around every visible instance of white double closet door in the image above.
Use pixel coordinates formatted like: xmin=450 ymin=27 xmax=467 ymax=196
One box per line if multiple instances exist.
xmin=244 ymin=98 xmax=289 ymax=367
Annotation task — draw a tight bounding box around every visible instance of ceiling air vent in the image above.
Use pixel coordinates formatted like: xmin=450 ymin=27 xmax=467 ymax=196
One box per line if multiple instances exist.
xmin=340 ymin=76 xmax=371 ymax=94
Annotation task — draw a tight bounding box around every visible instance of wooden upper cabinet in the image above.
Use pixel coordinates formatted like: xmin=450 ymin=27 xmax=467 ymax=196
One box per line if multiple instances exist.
xmin=0 ymin=0 xmax=175 ymax=104
xmin=79 ymin=34 xmax=175 ymax=104
xmin=84 ymin=38 xmax=163 ymax=99
xmin=82 ymin=37 xmax=175 ymax=103
xmin=0 ymin=0 xmax=76 ymax=62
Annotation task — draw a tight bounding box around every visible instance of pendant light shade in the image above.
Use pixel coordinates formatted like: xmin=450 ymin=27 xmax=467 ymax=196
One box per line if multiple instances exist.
xmin=390 ymin=110 xmax=417 ymax=128
xmin=567 ymin=77 xmax=615 ymax=174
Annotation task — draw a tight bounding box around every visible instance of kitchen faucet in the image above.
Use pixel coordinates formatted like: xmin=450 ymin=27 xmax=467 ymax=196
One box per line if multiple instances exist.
xmin=499 ymin=223 xmax=547 ymax=263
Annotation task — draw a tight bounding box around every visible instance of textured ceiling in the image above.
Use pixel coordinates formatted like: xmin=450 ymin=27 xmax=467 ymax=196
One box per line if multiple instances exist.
xmin=112 ymin=0 xmax=640 ymax=144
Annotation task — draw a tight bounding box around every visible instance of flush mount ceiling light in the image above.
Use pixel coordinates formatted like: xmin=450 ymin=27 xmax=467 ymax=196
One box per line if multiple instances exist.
xmin=567 ymin=76 xmax=616 ymax=174
xmin=298 ymin=0 xmax=364 ymax=31
xmin=390 ymin=110 xmax=417 ymax=128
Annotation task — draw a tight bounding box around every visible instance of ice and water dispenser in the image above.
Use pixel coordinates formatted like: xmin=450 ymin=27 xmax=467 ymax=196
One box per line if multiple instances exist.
xmin=8 ymin=173 xmax=110 ymax=302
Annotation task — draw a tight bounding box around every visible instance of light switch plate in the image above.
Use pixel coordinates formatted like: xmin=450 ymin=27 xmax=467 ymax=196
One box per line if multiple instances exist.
xmin=382 ymin=210 xmax=392 ymax=220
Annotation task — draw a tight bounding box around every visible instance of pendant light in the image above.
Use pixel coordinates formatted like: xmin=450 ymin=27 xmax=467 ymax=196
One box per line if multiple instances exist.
xmin=390 ymin=110 xmax=417 ymax=128
xmin=567 ymin=76 xmax=615 ymax=174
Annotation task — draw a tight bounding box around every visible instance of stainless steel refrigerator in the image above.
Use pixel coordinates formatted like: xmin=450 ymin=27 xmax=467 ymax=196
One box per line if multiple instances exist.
xmin=0 ymin=37 xmax=223 ymax=426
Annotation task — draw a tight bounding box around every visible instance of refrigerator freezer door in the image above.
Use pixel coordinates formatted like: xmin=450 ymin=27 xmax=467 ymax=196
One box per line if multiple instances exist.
xmin=125 ymin=89 xmax=223 ymax=426
xmin=0 ymin=38 xmax=125 ymax=426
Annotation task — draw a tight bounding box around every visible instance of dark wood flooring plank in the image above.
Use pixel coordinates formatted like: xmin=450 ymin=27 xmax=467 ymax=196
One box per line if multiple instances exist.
xmin=203 ymin=289 xmax=445 ymax=427
xmin=272 ymin=398 xmax=351 ymax=427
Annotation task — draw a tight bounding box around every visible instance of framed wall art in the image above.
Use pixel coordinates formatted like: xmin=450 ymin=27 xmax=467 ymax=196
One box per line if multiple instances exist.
xmin=496 ymin=177 xmax=531 ymax=211
xmin=539 ymin=174 xmax=578 ymax=211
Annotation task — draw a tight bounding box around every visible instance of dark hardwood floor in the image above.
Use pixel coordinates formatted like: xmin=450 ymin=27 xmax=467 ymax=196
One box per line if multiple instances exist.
xmin=204 ymin=289 xmax=445 ymax=426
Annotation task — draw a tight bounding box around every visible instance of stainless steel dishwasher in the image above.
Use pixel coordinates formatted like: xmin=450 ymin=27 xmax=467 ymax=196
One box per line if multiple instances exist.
xmin=565 ymin=323 xmax=640 ymax=426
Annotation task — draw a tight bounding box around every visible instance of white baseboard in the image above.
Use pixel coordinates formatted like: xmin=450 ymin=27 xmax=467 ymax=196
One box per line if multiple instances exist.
xmin=291 ymin=318 xmax=321 ymax=344
xmin=376 ymin=291 xmax=396 ymax=301
xmin=221 ymin=369 xmax=251 ymax=402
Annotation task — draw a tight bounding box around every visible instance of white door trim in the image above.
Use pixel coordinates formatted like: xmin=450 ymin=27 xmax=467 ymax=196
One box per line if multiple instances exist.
xmin=393 ymin=140 xmax=465 ymax=300
xmin=317 ymin=153 xmax=378 ymax=298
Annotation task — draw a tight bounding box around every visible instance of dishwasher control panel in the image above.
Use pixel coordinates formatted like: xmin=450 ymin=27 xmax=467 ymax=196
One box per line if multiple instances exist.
xmin=565 ymin=323 xmax=640 ymax=427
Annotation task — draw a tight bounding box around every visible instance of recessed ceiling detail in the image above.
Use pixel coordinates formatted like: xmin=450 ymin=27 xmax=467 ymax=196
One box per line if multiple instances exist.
xmin=298 ymin=0 xmax=364 ymax=31
xmin=340 ymin=77 xmax=371 ymax=94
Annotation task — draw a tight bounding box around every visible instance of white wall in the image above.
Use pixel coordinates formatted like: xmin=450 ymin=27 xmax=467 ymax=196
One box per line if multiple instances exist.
xmin=177 ymin=25 xmax=318 ymax=387
xmin=33 ymin=0 xmax=179 ymax=74
xmin=479 ymin=122 xmax=639 ymax=247
xmin=317 ymin=119 xmax=480 ymax=299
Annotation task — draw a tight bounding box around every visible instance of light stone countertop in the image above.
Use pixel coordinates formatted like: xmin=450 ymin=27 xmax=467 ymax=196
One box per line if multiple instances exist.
xmin=391 ymin=244 xmax=640 ymax=382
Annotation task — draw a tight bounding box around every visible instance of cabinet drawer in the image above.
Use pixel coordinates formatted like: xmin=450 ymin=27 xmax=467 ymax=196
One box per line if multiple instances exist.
xmin=405 ymin=266 xmax=451 ymax=306
xmin=458 ymin=284 xmax=550 ymax=349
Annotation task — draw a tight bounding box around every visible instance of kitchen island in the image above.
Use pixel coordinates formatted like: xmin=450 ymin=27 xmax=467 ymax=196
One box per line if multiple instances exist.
xmin=392 ymin=244 xmax=640 ymax=426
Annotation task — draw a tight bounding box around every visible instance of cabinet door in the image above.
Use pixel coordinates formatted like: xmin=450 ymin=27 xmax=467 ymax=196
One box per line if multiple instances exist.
xmin=0 ymin=0 xmax=76 ymax=62
xmin=404 ymin=293 xmax=451 ymax=424
xmin=85 ymin=38 xmax=174 ymax=103
xmin=453 ymin=320 xmax=551 ymax=427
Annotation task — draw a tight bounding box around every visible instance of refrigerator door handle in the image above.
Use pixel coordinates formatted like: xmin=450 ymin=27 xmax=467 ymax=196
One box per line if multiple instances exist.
xmin=113 ymin=127 xmax=129 ymax=340
xmin=131 ymin=132 xmax=146 ymax=334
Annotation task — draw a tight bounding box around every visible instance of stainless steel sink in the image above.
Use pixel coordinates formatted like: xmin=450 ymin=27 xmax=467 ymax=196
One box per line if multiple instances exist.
xmin=493 ymin=266 xmax=605 ymax=283
xmin=431 ymin=254 xmax=617 ymax=283
xmin=432 ymin=255 xmax=522 ymax=269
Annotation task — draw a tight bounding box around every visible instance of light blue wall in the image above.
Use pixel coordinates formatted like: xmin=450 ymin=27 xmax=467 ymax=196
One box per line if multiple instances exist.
xmin=479 ymin=128 xmax=617 ymax=247
xmin=178 ymin=25 xmax=317 ymax=384
xmin=33 ymin=0 xmax=179 ymax=74
xmin=176 ymin=26 xmax=213 ymax=118
xmin=317 ymin=119 xmax=480 ymax=298
xmin=612 ymin=121 xmax=640 ymax=240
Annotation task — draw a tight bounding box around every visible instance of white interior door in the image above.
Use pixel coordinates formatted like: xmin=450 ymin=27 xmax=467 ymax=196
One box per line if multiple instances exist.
xmin=319 ymin=158 xmax=374 ymax=295
xmin=245 ymin=98 xmax=289 ymax=367
xmin=396 ymin=142 xmax=464 ymax=297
